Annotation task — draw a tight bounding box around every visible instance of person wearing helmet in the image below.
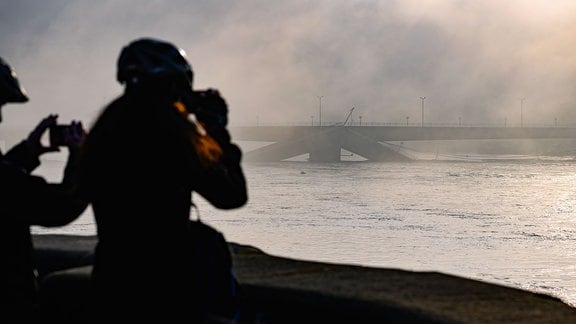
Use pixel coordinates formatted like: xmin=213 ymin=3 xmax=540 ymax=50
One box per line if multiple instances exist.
xmin=79 ymin=38 xmax=247 ymax=322
xmin=0 ymin=57 xmax=88 ymax=320
xmin=0 ymin=57 xmax=28 ymax=110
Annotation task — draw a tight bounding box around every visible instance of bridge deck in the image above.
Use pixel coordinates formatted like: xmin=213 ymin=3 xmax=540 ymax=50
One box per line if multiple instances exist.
xmin=229 ymin=126 xmax=576 ymax=162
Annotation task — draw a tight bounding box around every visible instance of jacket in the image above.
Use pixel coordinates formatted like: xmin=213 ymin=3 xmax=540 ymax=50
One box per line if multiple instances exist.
xmin=0 ymin=140 xmax=87 ymax=317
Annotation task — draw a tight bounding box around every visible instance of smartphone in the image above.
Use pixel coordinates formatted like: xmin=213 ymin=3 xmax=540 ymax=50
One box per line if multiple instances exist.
xmin=49 ymin=124 xmax=70 ymax=147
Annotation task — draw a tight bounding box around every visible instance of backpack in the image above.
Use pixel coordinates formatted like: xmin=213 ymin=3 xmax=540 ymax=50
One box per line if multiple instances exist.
xmin=188 ymin=219 xmax=239 ymax=319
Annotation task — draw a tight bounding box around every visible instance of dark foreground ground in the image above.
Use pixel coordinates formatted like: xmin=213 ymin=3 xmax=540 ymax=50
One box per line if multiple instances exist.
xmin=34 ymin=234 xmax=576 ymax=323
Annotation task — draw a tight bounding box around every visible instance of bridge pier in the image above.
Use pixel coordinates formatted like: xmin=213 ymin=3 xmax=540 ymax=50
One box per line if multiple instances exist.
xmin=238 ymin=127 xmax=410 ymax=162
xmin=309 ymin=128 xmax=342 ymax=162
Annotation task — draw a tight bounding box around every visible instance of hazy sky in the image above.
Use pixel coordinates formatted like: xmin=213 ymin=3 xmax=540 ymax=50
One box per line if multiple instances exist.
xmin=1 ymin=0 xmax=576 ymax=129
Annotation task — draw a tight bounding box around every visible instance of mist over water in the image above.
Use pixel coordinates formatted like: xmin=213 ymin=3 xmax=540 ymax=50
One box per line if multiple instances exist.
xmin=2 ymin=1 xmax=576 ymax=130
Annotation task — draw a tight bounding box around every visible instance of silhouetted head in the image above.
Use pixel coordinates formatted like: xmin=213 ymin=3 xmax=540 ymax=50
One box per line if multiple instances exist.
xmin=117 ymin=38 xmax=194 ymax=97
xmin=0 ymin=57 xmax=29 ymax=106
xmin=0 ymin=57 xmax=29 ymax=122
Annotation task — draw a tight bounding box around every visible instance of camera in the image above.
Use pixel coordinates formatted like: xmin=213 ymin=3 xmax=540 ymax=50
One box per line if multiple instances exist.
xmin=184 ymin=89 xmax=228 ymax=128
xmin=182 ymin=90 xmax=210 ymax=113
xmin=49 ymin=124 xmax=71 ymax=147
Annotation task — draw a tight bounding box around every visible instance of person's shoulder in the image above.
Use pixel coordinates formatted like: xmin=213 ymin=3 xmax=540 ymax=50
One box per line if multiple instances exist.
xmin=105 ymin=94 xmax=129 ymax=112
xmin=92 ymin=95 xmax=130 ymax=122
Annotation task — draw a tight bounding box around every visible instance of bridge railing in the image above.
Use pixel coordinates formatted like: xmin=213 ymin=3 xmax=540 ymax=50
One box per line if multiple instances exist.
xmin=230 ymin=121 xmax=576 ymax=128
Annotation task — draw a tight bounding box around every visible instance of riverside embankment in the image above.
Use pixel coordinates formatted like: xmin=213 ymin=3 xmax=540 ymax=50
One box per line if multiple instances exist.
xmin=34 ymin=234 xmax=576 ymax=323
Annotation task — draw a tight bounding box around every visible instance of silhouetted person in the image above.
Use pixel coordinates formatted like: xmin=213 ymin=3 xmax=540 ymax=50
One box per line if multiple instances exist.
xmin=79 ymin=38 xmax=248 ymax=322
xmin=0 ymin=57 xmax=88 ymax=321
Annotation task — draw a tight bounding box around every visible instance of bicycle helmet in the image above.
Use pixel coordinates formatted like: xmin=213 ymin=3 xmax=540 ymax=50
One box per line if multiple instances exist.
xmin=0 ymin=57 xmax=29 ymax=103
xmin=117 ymin=38 xmax=193 ymax=88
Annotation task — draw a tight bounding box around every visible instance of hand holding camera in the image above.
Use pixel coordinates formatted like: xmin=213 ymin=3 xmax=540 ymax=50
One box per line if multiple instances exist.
xmin=49 ymin=121 xmax=86 ymax=149
xmin=24 ymin=114 xmax=61 ymax=157
xmin=26 ymin=114 xmax=85 ymax=157
xmin=188 ymin=89 xmax=228 ymax=128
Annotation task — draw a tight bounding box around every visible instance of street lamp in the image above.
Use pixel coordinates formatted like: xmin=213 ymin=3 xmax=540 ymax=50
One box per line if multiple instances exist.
xmin=520 ymin=98 xmax=525 ymax=128
xmin=311 ymin=115 xmax=314 ymax=126
xmin=359 ymin=115 xmax=362 ymax=126
xmin=420 ymin=96 xmax=426 ymax=127
xmin=317 ymin=95 xmax=324 ymax=126
xmin=406 ymin=116 xmax=409 ymax=126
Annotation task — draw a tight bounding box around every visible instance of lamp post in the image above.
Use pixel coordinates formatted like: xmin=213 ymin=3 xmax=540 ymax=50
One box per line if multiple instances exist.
xmin=520 ymin=98 xmax=525 ymax=128
xmin=311 ymin=115 xmax=314 ymax=126
xmin=406 ymin=116 xmax=409 ymax=126
xmin=317 ymin=95 xmax=324 ymax=126
xmin=359 ymin=115 xmax=362 ymax=126
xmin=420 ymin=96 xmax=426 ymax=127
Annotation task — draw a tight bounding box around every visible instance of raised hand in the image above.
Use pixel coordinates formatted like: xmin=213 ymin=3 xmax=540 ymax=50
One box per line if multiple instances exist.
xmin=63 ymin=120 xmax=87 ymax=150
xmin=26 ymin=114 xmax=60 ymax=156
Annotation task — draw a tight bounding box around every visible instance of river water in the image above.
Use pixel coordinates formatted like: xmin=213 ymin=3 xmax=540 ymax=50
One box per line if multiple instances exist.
xmin=31 ymin=143 xmax=576 ymax=308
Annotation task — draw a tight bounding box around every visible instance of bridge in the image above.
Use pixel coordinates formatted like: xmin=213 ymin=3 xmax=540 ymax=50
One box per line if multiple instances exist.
xmin=229 ymin=125 xmax=576 ymax=162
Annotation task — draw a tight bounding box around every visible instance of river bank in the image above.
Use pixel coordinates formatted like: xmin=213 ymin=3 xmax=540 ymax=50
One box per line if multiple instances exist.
xmin=33 ymin=234 xmax=576 ymax=323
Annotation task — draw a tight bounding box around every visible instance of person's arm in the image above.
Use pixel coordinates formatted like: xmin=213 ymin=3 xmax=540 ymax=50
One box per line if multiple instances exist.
xmin=190 ymin=90 xmax=248 ymax=209
xmin=0 ymin=117 xmax=89 ymax=227
xmin=3 ymin=140 xmax=40 ymax=173
xmin=4 ymin=114 xmax=60 ymax=173
xmin=192 ymin=139 xmax=248 ymax=209
xmin=0 ymin=160 xmax=88 ymax=227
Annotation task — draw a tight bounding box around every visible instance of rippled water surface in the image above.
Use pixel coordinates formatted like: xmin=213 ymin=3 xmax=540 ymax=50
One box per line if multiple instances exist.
xmin=33 ymin=157 xmax=576 ymax=307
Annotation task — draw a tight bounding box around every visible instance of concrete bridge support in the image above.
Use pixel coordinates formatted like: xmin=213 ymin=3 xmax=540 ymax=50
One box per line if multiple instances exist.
xmin=308 ymin=128 xmax=342 ymax=162
xmin=242 ymin=127 xmax=410 ymax=162
xmin=341 ymin=129 xmax=410 ymax=162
